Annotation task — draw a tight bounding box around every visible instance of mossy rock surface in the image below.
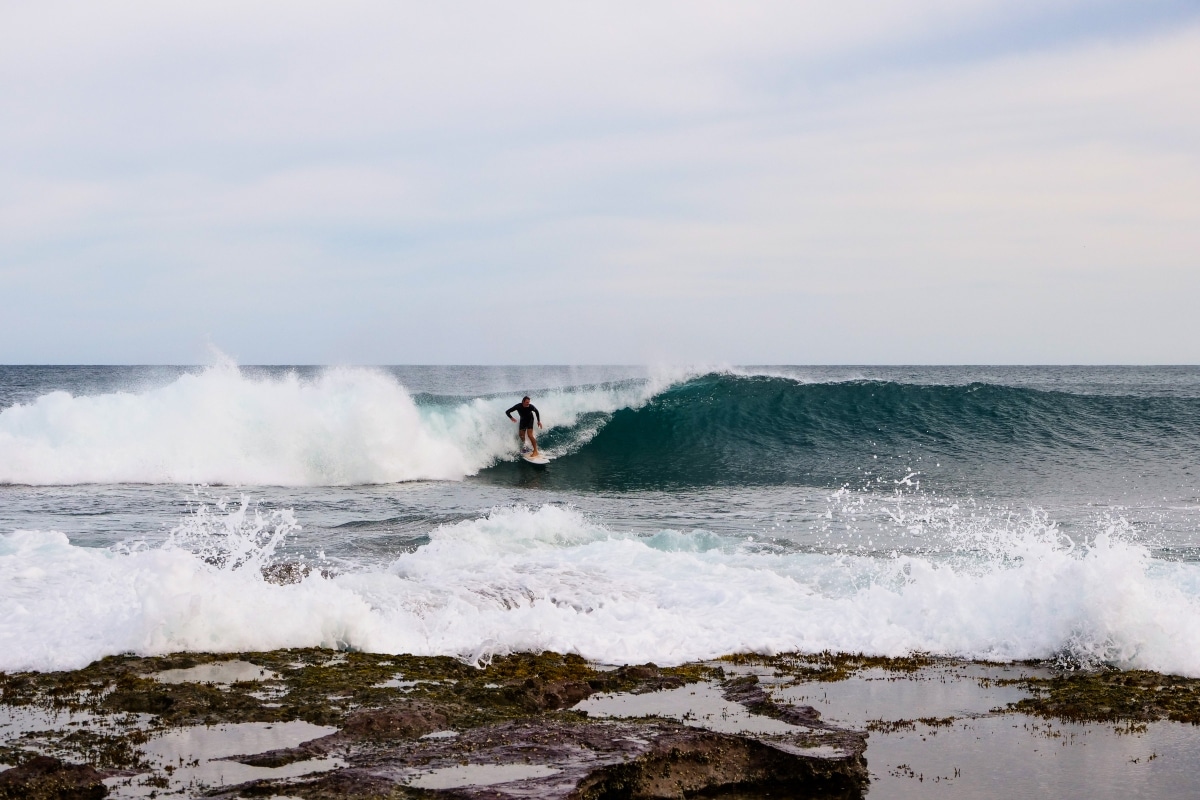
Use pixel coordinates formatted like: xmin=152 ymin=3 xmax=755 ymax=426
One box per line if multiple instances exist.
xmin=7 ymin=648 xmax=1200 ymax=799
xmin=1008 ymin=669 xmax=1200 ymax=725
xmin=0 ymin=649 xmax=716 ymax=730
xmin=720 ymin=650 xmax=942 ymax=682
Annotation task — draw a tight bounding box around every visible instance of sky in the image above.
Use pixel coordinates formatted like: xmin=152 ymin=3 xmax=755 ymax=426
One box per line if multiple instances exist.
xmin=1 ymin=0 xmax=1198 ymax=365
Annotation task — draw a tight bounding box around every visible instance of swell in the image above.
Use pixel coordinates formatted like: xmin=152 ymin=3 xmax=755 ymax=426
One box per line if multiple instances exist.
xmin=487 ymin=374 xmax=1200 ymax=494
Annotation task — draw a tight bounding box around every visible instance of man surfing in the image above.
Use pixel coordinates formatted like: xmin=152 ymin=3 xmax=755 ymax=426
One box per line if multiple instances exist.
xmin=505 ymin=396 xmax=543 ymax=457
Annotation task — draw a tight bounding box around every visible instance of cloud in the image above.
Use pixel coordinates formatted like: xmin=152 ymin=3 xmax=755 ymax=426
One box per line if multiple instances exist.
xmin=0 ymin=1 xmax=1197 ymax=362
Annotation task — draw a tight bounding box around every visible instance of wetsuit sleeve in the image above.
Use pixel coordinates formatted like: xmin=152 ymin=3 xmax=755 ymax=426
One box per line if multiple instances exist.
xmin=531 ymin=405 xmax=540 ymax=423
xmin=505 ymin=404 xmax=520 ymax=419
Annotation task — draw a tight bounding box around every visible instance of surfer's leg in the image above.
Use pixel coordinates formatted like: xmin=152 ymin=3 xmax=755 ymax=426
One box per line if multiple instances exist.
xmin=528 ymin=430 xmax=538 ymax=456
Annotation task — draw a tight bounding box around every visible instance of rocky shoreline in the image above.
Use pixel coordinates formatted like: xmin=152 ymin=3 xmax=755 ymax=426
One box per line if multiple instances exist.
xmin=2 ymin=650 xmax=1200 ymax=799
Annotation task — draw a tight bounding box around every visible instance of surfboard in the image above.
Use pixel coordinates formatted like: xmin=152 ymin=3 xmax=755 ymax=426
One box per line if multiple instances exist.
xmin=521 ymin=453 xmax=551 ymax=466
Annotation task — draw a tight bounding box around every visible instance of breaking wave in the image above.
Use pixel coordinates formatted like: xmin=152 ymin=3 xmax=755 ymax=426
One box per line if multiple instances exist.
xmin=2 ymin=364 xmax=1197 ymax=491
xmin=4 ymin=502 xmax=1200 ymax=676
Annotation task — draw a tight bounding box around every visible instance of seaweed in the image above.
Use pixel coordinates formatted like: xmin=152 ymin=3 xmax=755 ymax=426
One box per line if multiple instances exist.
xmin=6 ymin=646 xmax=1200 ymax=796
xmin=0 ymin=650 xmax=713 ymax=732
xmin=720 ymin=650 xmax=940 ymax=682
xmin=1007 ymin=668 xmax=1200 ymax=725
xmin=15 ymin=727 xmax=151 ymax=771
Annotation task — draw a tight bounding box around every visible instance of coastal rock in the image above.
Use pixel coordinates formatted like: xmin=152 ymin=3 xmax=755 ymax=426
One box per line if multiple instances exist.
xmin=720 ymin=675 xmax=865 ymax=759
xmin=260 ymin=561 xmax=311 ymax=585
xmin=573 ymin=724 xmax=867 ymax=800
xmin=723 ymin=674 xmax=826 ymax=726
xmin=216 ymin=709 xmax=867 ymax=799
xmin=339 ymin=702 xmax=451 ymax=740
xmin=260 ymin=562 xmax=339 ymax=585
xmin=0 ymin=755 xmax=108 ymax=800
xmin=226 ymin=699 xmax=451 ymax=766
xmin=597 ymin=663 xmax=687 ymax=694
xmin=509 ymin=677 xmax=596 ymax=711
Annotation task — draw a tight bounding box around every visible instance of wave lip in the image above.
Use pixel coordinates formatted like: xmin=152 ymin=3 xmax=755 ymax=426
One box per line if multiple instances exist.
xmin=4 ymin=503 xmax=1200 ymax=677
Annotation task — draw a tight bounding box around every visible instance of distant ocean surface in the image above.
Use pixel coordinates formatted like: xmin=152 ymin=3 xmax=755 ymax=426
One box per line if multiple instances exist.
xmin=2 ymin=363 xmax=1199 ymax=675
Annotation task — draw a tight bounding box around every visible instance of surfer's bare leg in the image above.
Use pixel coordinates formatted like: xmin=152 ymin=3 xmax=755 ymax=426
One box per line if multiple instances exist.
xmin=528 ymin=430 xmax=539 ymax=456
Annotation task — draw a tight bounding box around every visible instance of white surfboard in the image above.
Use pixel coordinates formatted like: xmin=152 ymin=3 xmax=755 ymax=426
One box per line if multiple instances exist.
xmin=520 ymin=452 xmax=551 ymax=466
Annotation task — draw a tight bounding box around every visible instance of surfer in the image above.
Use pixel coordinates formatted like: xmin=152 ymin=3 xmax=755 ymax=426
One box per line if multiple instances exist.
xmin=506 ymin=396 xmax=543 ymax=457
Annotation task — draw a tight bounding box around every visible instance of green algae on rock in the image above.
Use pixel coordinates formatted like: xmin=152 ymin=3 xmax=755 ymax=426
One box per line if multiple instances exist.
xmin=720 ymin=651 xmax=941 ymax=682
xmin=1 ymin=651 xmax=866 ymax=799
xmin=2 ymin=650 xmax=721 ymax=735
xmin=0 ymin=755 xmax=109 ymax=800
xmin=10 ymin=648 xmax=1200 ymax=799
xmin=1007 ymin=669 xmax=1200 ymax=725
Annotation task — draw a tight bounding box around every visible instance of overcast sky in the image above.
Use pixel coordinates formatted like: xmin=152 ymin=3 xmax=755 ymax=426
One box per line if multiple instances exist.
xmin=1 ymin=1 xmax=1198 ymax=364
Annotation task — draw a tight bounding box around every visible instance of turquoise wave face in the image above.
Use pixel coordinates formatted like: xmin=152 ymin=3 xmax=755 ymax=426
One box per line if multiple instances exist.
xmin=480 ymin=374 xmax=1200 ymax=498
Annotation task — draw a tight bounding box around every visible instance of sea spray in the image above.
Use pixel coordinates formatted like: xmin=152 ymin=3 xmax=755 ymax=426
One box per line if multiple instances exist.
xmin=163 ymin=495 xmax=299 ymax=572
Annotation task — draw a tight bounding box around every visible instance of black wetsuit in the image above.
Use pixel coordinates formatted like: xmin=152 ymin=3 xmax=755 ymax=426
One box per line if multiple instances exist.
xmin=506 ymin=402 xmax=540 ymax=430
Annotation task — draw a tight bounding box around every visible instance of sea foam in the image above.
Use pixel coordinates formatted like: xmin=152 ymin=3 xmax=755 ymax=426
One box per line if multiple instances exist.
xmin=4 ymin=502 xmax=1200 ymax=676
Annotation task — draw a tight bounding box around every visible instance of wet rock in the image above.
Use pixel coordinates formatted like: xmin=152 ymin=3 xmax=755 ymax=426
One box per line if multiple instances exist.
xmin=723 ymin=675 xmax=824 ymax=725
xmin=225 ymin=699 xmax=452 ymax=767
xmin=722 ymin=675 xmax=863 ymax=754
xmin=224 ymin=749 xmax=317 ymax=768
xmin=219 ymin=712 xmax=867 ymax=799
xmin=100 ymin=672 xmax=268 ymax=725
xmin=592 ymin=664 xmax=686 ymax=695
xmin=575 ymin=725 xmax=867 ymax=799
xmin=0 ymin=755 xmax=108 ymax=800
xmin=616 ymin=665 xmax=659 ymax=681
xmin=339 ymin=702 xmax=451 ymax=740
xmin=512 ymin=677 xmax=596 ymax=711
xmin=261 ymin=561 xmax=311 ymax=585
xmin=243 ymin=769 xmax=398 ymax=798
xmin=101 ymin=674 xmax=179 ymax=715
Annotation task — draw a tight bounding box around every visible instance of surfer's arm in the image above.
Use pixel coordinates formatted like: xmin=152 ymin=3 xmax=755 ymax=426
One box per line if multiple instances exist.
xmin=505 ymin=403 xmax=520 ymax=421
xmin=532 ymin=406 xmax=542 ymax=426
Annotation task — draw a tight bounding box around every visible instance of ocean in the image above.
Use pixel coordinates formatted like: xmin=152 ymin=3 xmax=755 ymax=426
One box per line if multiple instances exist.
xmin=2 ymin=363 xmax=1199 ymax=675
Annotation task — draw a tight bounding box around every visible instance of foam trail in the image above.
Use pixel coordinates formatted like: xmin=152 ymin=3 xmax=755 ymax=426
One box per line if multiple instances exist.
xmin=4 ymin=504 xmax=1200 ymax=676
xmin=0 ymin=362 xmax=682 ymax=486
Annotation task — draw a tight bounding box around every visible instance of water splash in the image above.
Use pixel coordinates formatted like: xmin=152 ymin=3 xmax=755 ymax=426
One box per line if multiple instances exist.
xmin=165 ymin=495 xmax=299 ymax=573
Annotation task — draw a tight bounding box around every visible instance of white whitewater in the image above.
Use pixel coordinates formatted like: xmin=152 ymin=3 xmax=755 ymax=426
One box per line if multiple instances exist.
xmin=4 ymin=502 xmax=1200 ymax=677
xmin=0 ymin=362 xmax=682 ymax=486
